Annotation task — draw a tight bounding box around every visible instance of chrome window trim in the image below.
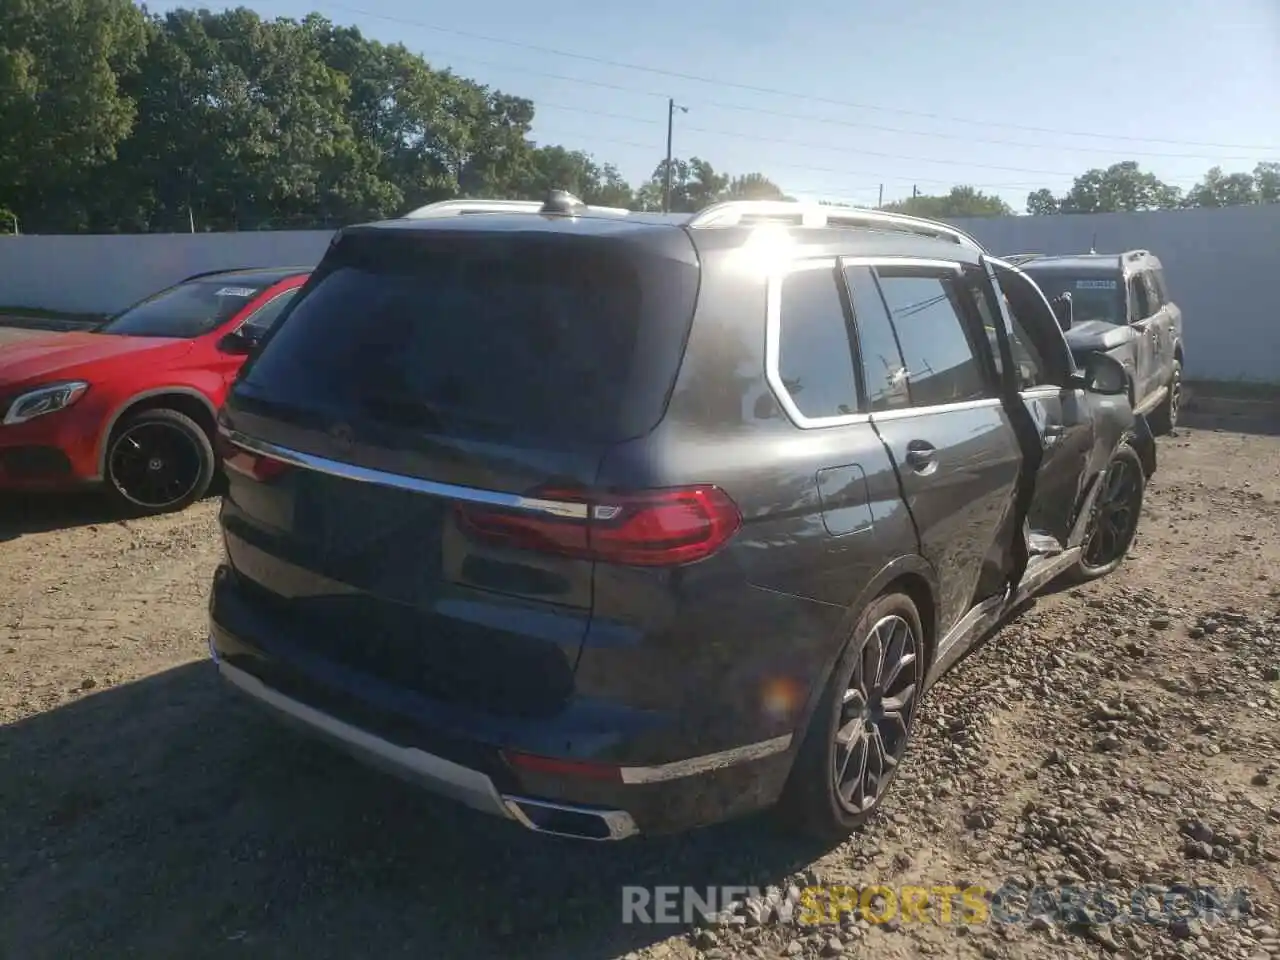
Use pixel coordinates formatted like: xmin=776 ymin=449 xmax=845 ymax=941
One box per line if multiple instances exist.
xmin=868 ymin=397 xmax=1004 ymax=422
xmin=842 ymin=256 xmax=965 ymax=273
xmin=766 ymin=256 xmax=980 ymax=430
xmin=220 ymin=429 xmax=589 ymax=519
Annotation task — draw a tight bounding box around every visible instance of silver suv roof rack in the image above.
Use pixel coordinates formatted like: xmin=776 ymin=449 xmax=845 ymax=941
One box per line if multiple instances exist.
xmin=685 ymin=200 xmax=984 ymax=251
xmin=402 ymin=197 xmax=632 ymax=219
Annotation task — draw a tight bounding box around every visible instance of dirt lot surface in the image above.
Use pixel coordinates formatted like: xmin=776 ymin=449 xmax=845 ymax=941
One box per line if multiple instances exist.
xmin=2 ymin=415 xmax=1279 ymax=960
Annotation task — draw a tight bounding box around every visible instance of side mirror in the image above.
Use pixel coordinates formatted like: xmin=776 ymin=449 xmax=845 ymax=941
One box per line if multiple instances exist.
xmin=1074 ymin=351 xmax=1128 ymax=396
xmin=1051 ymin=293 xmax=1073 ymax=331
xmin=217 ymin=328 xmax=259 ymax=356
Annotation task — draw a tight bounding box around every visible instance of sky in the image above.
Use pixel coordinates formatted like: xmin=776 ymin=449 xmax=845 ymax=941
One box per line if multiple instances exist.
xmin=150 ymin=0 xmax=1280 ymax=212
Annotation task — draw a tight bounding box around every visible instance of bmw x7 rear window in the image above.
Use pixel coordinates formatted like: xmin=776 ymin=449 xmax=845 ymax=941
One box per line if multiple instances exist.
xmin=235 ymin=229 xmax=698 ymax=444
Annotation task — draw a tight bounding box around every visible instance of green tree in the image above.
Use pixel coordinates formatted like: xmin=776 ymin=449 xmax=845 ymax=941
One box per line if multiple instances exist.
xmin=515 ymin=146 xmax=633 ymax=207
xmin=0 ymin=0 xmax=149 ymax=228
xmin=1058 ymin=161 xmax=1182 ymax=213
xmin=1025 ymin=188 xmax=1060 ymax=216
xmin=883 ymin=185 xmax=1012 ymax=219
xmin=1184 ymin=166 xmax=1259 ymax=208
xmin=1254 ymin=162 xmax=1280 ymax=205
xmin=723 ymin=172 xmax=788 ymax=201
xmin=636 ymin=157 xmax=731 ymax=212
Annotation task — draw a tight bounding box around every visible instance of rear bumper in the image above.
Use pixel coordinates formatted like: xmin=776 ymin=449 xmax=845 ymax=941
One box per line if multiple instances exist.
xmin=208 ymin=569 xmax=798 ymax=837
xmin=214 ymin=653 xmax=640 ymax=840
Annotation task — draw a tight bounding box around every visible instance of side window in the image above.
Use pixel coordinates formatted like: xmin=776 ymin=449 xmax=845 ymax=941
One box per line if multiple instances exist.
xmin=1153 ymin=268 xmax=1171 ymax=303
xmin=965 ymin=272 xmax=1006 ymax=380
xmin=1128 ymin=275 xmax=1150 ymax=323
xmin=874 ymin=270 xmax=991 ymax=408
xmin=775 ymin=264 xmax=859 ymax=419
xmin=1006 ymin=314 xmax=1049 ymax=390
xmin=843 ymin=265 xmax=909 ymax=411
xmin=241 ymin=289 xmax=299 ymax=338
xmin=1141 ymin=271 xmax=1163 ymax=311
xmin=966 ymin=268 xmax=1049 ymax=390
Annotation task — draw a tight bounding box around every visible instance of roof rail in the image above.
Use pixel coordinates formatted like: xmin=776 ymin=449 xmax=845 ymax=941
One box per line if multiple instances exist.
xmin=401 ymin=197 xmax=632 ymax=219
xmin=684 ymin=200 xmax=984 ymax=251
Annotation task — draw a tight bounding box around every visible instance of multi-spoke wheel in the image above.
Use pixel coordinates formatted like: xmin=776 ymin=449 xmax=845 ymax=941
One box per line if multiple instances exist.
xmin=105 ymin=408 xmax=215 ymax=515
xmin=776 ymin=591 xmax=925 ymax=841
xmin=1069 ymin=443 xmax=1145 ymax=581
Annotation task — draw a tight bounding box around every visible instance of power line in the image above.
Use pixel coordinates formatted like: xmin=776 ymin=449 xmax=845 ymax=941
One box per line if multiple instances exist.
xmin=314 ymin=1 xmax=1280 ymax=153
xmin=532 ymin=100 xmax=1247 ymax=179
xmin=415 ymin=50 xmax=1275 ymax=164
xmin=532 ymin=127 xmax=1213 ymax=194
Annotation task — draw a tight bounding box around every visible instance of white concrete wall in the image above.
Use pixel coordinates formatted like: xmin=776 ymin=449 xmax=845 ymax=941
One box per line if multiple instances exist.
xmin=0 ymin=230 xmax=336 ymax=316
xmin=1 ymin=205 xmax=1277 ymax=381
xmin=947 ymin=204 xmax=1280 ymax=383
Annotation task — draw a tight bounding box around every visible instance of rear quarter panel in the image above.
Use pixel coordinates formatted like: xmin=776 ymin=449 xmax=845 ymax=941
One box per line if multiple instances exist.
xmin=572 ymin=246 xmax=925 ymax=763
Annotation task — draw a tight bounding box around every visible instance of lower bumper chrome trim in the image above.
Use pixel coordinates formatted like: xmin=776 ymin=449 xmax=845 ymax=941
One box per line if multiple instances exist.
xmin=217 ymin=661 xmax=513 ymax=820
xmin=617 ymin=734 xmax=794 ymax=784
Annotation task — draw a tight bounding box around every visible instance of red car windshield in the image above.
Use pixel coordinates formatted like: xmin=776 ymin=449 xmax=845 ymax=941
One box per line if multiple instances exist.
xmin=98 ymin=279 xmax=270 ymax=338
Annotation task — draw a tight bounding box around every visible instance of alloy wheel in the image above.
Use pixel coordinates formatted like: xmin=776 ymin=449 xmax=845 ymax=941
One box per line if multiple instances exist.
xmin=1082 ymin=456 xmax=1142 ymax=570
xmin=1169 ymin=367 xmax=1182 ymax=428
xmin=832 ymin=614 xmax=919 ymax=813
xmin=108 ymin=421 xmax=204 ymax=510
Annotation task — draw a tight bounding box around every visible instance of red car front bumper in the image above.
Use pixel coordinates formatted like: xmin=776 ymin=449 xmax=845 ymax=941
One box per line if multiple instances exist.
xmin=0 ymin=403 xmax=106 ymax=491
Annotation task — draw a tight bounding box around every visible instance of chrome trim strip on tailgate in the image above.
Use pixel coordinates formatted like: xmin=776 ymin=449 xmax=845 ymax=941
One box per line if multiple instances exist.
xmin=217 ymin=660 xmax=514 ymax=819
xmin=220 ymin=429 xmax=588 ymax=519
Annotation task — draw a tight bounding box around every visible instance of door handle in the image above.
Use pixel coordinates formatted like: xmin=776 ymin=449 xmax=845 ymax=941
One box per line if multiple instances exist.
xmin=1043 ymin=424 xmax=1064 ymax=448
xmin=904 ymin=440 xmax=937 ymax=472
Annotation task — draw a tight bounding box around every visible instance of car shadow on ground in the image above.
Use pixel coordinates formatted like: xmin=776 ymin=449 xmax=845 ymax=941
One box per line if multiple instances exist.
xmin=0 ymin=491 xmax=130 ymax=542
xmin=0 ymin=481 xmax=226 ymax=542
xmin=0 ymin=662 xmax=829 ymax=960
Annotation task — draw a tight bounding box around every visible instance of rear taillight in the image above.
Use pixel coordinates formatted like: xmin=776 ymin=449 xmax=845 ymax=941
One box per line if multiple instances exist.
xmin=456 ymin=486 xmax=741 ymax=567
xmin=217 ymin=433 xmax=292 ymax=482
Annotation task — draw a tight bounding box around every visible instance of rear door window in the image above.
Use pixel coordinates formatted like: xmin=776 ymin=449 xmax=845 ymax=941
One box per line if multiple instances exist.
xmin=842 ymin=265 xmax=909 ymax=411
xmin=237 ymin=230 xmax=697 ymax=444
xmin=873 ymin=270 xmax=992 ymax=407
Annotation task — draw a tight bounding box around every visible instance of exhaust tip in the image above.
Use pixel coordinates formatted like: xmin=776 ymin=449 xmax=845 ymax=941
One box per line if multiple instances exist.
xmin=503 ymin=796 xmax=639 ymax=841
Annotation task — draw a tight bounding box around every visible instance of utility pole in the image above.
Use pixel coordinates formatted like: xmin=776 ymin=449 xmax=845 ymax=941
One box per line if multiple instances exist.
xmin=877 ymin=184 xmax=884 ymax=209
xmin=663 ymin=98 xmax=688 ymax=214
xmin=912 ymin=184 xmax=919 ymax=199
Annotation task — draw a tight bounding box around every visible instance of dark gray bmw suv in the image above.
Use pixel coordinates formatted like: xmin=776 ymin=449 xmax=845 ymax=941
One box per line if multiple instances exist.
xmin=209 ymin=194 xmax=1155 ymax=842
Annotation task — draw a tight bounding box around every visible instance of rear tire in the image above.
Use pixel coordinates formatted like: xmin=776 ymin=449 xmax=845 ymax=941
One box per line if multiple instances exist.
xmin=774 ymin=591 xmax=925 ymax=843
xmin=104 ymin=408 xmax=215 ymax=515
xmin=1067 ymin=443 xmax=1145 ymax=582
xmin=1149 ymin=359 xmax=1181 ymax=435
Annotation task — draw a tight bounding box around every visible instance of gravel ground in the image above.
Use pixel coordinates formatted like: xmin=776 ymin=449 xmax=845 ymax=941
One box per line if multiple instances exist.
xmin=1 ymin=415 xmax=1278 ymax=960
